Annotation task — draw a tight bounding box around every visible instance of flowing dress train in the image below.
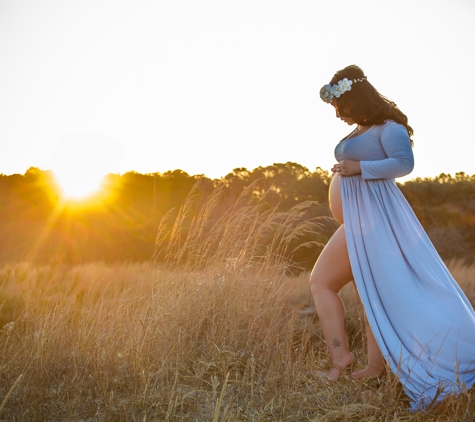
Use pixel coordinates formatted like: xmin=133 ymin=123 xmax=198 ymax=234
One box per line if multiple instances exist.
xmin=340 ymin=175 xmax=475 ymax=409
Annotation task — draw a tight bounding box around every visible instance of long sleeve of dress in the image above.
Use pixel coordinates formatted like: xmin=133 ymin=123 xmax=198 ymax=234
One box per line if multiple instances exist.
xmin=360 ymin=123 xmax=414 ymax=180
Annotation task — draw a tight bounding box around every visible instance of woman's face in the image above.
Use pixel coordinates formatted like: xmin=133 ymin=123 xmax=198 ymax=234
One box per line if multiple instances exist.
xmin=331 ymin=99 xmax=356 ymax=125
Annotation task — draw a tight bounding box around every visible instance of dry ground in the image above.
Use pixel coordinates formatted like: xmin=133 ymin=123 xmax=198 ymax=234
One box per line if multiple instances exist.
xmin=0 ymin=260 xmax=474 ymax=421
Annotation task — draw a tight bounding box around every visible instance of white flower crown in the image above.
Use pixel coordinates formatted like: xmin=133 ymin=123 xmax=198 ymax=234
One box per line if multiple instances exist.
xmin=320 ymin=76 xmax=367 ymax=103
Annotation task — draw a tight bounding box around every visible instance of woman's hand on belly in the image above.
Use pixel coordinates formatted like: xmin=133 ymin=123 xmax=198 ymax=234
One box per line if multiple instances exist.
xmin=332 ymin=159 xmax=361 ymax=176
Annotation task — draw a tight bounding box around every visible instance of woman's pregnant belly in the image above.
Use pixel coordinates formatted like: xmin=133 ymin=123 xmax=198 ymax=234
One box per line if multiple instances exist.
xmin=329 ymin=174 xmax=344 ymax=225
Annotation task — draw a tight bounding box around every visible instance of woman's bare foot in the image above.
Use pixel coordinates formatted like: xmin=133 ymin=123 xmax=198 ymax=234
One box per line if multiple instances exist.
xmin=327 ymin=351 xmax=354 ymax=383
xmin=351 ymin=362 xmax=386 ymax=380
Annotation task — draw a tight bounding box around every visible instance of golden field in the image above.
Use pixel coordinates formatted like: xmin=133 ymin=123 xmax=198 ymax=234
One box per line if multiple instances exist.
xmin=0 ymin=187 xmax=474 ymax=421
xmin=0 ymin=260 xmax=474 ymax=421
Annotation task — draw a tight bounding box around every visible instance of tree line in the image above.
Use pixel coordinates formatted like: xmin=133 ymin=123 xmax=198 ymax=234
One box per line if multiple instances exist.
xmin=1 ymin=164 xmax=474 ymax=268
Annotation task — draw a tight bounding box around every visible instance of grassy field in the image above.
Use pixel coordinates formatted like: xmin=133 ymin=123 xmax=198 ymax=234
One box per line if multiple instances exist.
xmin=0 ymin=261 xmax=474 ymax=421
xmin=1 ymin=187 xmax=474 ymax=421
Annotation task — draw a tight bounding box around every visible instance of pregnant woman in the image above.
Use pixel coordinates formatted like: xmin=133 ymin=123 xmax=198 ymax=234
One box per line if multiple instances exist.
xmin=310 ymin=65 xmax=475 ymax=409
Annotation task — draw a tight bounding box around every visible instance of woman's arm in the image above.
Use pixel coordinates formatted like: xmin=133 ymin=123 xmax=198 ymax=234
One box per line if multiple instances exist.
xmin=359 ymin=123 xmax=414 ymax=180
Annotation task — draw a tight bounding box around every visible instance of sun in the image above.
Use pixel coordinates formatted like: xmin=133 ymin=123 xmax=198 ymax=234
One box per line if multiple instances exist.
xmin=50 ymin=133 xmax=124 ymax=200
xmin=54 ymin=169 xmax=106 ymax=199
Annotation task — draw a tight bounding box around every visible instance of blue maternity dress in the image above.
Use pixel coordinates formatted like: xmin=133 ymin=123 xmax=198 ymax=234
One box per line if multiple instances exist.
xmin=336 ymin=120 xmax=475 ymax=410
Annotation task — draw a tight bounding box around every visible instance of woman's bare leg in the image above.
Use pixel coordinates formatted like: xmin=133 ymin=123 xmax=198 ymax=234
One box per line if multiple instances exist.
xmin=351 ymin=314 xmax=386 ymax=379
xmin=310 ymin=225 xmax=354 ymax=381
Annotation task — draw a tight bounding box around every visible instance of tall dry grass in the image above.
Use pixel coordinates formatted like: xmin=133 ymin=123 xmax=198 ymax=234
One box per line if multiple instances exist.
xmin=0 ymin=184 xmax=474 ymax=421
xmin=153 ymin=180 xmax=328 ymax=273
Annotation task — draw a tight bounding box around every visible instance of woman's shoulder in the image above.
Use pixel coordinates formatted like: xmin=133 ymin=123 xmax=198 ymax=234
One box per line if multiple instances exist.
xmin=374 ymin=120 xmax=408 ymax=136
xmin=373 ymin=120 xmax=410 ymax=145
xmin=375 ymin=120 xmax=404 ymax=130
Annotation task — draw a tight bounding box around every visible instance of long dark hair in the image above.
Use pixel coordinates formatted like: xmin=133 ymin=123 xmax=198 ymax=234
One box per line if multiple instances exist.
xmin=330 ymin=65 xmax=414 ymax=145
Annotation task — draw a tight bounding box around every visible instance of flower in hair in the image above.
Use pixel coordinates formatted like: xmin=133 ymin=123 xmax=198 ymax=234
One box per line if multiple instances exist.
xmin=334 ymin=78 xmax=352 ymax=97
xmin=319 ymin=84 xmax=333 ymax=103
xmin=320 ymin=76 xmax=367 ymax=103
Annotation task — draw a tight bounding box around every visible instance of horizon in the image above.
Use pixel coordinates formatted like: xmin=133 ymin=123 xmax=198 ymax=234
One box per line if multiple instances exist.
xmin=5 ymin=161 xmax=475 ymax=180
xmin=6 ymin=160 xmax=473 ymax=201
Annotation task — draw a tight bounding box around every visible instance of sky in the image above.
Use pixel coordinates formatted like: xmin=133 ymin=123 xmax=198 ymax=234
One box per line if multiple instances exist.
xmin=1 ymin=0 xmax=474 ymax=185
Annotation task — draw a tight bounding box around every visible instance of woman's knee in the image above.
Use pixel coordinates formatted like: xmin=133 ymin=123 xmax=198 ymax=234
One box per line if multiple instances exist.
xmin=310 ymin=261 xmax=353 ymax=298
xmin=309 ymin=271 xmax=338 ymax=296
xmin=309 ymin=266 xmax=323 ymax=291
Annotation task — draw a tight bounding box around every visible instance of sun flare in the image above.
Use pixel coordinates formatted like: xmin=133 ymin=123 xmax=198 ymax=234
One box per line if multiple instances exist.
xmin=54 ymin=170 xmax=106 ymax=199
xmin=50 ymin=133 xmax=123 ymax=201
